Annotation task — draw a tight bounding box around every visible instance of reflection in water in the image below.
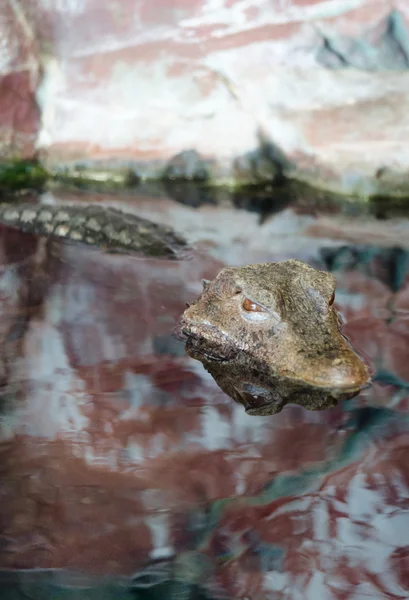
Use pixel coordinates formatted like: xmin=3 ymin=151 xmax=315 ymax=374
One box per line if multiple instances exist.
xmin=1 ymin=194 xmax=409 ymax=600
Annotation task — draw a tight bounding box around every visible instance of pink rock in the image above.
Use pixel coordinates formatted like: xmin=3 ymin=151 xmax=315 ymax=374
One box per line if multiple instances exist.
xmin=0 ymin=0 xmax=405 ymax=192
xmin=0 ymin=2 xmax=40 ymax=157
xmin=0 ymin=70 xmax=39 ymax=159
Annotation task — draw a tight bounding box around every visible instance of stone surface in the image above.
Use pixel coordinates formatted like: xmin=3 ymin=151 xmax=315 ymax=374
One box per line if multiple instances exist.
xmin=2 ymin=1 xmax=409 ymax=194
xmin=0 ymin=2 xmax=40 ymax=158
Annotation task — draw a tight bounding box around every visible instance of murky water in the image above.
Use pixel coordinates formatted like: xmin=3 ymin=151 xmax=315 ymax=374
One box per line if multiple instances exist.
xmin=1 ymin=190 xmax=409 ymax=600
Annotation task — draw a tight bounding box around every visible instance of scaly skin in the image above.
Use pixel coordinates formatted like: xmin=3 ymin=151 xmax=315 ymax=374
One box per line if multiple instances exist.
xmin=180 ymin=260 xmax=372 ymax=415
xmin=0 ymin=202 xmax=187 ymax=258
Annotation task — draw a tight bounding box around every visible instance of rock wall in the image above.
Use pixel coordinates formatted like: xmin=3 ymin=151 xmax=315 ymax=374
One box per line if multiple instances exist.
xmin=2 ymin=0 xmax=409 ymax=196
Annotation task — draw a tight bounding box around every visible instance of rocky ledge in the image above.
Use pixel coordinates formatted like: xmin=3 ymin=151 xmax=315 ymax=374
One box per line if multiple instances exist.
xmin=2 ymin=1 xmax=409 ymax=199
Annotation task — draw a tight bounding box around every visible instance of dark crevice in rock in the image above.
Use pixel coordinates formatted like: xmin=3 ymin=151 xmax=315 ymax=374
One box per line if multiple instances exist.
xmin=317 ymin=9 xmax=409 ymax=71
xmin=387 ymin=9 xmax=409 ymax=68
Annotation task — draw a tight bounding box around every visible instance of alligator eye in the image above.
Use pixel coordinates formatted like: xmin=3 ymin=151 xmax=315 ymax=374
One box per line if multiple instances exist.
xmin=242 ymin=298 xmax=267 ymax=312
xmin=329 ymin=292 xmax=335 ymax=306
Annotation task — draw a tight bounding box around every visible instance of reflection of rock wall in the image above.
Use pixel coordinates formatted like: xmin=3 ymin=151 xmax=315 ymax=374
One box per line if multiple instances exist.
xmin=3 ymin=1 xmax=409 ymax=196
xmin=1 ymin=194 xmax=409 ymax=598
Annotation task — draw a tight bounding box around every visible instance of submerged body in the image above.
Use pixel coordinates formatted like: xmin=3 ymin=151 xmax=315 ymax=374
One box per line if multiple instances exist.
xmin=0 ymin=202 xmax=186 ymax=258
xmin=180 ymin=260 xmax=372 ymax=415
xmin=0 ymin=201 xmax=371 ymax=415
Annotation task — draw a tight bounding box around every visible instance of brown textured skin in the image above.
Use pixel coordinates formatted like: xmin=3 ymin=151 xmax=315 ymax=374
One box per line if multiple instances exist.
xmin=0 ymin=203 xmax=186 ymax=258
xmin=180 ymin=260 xmax=372 ymax=415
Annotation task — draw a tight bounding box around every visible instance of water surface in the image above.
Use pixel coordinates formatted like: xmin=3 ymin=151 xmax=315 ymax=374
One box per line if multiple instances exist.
xmin=1 ymin=191 xmax=409 ymax=600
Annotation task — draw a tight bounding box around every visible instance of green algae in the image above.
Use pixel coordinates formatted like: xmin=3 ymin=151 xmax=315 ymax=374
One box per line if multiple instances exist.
xmin=0 ymin=160 xmax=48 ymax=192
xmin=50 ymin=164 xmax=140 ymax=190
xmin=2 ymin=158 xmax=409 ymax=219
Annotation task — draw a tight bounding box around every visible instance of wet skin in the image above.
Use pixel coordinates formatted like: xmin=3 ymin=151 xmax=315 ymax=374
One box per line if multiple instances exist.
xmin=180 ymin=260 xmax=372 ymax=415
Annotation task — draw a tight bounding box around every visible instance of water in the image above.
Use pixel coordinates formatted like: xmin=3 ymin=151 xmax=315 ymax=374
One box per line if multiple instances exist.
xmin=1 ymin=190 xmax=409 ymax=600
